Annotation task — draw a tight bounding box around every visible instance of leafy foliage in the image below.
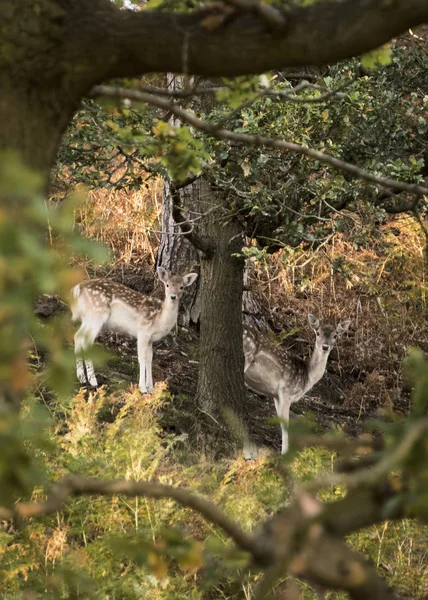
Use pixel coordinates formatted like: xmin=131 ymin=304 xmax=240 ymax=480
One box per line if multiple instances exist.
xmin=203 ymin=46 xmax=428 ymax=250
xmin=0 ymin=153 xmax=107 ymax=506
xmin=57 ymin=41 xmax=428 ymax=256
xmin=3 ymin=366 xmax=428 ymax=598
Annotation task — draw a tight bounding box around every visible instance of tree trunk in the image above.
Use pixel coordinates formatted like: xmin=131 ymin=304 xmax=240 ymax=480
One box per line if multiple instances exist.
xmin=156 ymin=75 xmax=200 ymax=326
xmin=0 ymin=0 xmax=120 ymax=181
xmin=3 ymin=0 xmax=428 ymax=181
xmin=156 ymin=71 xmax=256 ymax=445
xmin=195 ymin=182 xmax=247 ymax=431
xmin=157 ymin=179 xmax=200 ymax=325
xmin=160 ymin=172 xmax=251 ymax=451
xmin=157 ymin=181 xmax=198 ymax=276
xmin=243 ymin=263 xmax=266 ymax=329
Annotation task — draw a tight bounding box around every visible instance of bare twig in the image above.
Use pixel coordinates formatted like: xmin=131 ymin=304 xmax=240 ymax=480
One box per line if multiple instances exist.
xmin=294 ymin=233 xmax=335 ymax=269
xmin=267 ymin=79 xmax=350 ymax=103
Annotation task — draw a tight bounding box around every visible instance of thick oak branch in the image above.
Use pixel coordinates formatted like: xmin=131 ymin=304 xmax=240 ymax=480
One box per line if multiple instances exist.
xmin=171 ymin=186 xmax=216 ymax=256
xmin=102 ymin=0 xmax=428 ymax=77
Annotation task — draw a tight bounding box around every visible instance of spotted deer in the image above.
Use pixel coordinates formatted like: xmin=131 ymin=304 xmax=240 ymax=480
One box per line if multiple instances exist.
xmin=243 ymin=314 xmax=350 ymax=454
xmin=71 ymin=267 xmax=198 ymax=393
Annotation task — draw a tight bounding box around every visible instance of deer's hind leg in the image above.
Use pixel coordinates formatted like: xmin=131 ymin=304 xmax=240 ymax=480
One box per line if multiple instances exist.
xmin=74 ymin=313 xmax=108 ymax=387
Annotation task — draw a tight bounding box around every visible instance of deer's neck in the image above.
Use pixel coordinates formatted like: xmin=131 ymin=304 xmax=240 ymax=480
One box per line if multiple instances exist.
xmin=157 ymin=297 xmax=180 ymax=334
xmin=307 ymin=348 xmax=329 ymax=388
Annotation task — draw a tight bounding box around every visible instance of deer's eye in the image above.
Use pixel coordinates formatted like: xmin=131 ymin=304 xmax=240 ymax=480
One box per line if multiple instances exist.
xmin=180 ymin=286 xmax=184 ymax=290
xmin=316 ymin=332 xmax=320 ymax=336
xmin=166 ymin=284 xmax=169 ymax=288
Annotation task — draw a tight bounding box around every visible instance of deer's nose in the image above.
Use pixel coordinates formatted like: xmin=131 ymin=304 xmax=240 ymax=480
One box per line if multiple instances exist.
xmin=170 ymin=294 xmax=177 ymax=300
xmin=322 ymin=344 xmax=330 ymax=352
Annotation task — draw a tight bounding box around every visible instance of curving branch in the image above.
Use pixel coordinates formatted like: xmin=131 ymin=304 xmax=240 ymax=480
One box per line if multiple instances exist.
xmin=90 ymin=85 xmax=428 ymax=197
xmin=290 ymin=529 xmax=398 ymax=600
xmin=0 ymin=470 xmax=403 ymax=599
xmin=135 ymin=80 xmax=348 ymax=103
xmin=0 ymin=475 xmax=263 ymax=561
xmin=0 ymin=432 xmax=415 ymax=600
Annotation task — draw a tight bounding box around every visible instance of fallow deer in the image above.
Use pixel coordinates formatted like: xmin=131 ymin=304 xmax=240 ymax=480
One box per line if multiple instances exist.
xmin=71 ymin=267 xmax=198 ymax=393
xmin=243 ymin=314 xmax=350 ymax=454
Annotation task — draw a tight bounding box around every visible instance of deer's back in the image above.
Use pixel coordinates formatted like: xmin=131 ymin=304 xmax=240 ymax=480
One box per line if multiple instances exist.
xmin=243 ymin=325 xmax=309 ymax=400
xmin=72 ymin=279 xmax=163 ymax=338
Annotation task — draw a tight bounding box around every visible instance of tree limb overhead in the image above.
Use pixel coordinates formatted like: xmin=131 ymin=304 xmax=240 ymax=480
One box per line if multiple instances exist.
xmin=91 ymin=85 xmax=428 ymax=197
xmin=101 ymin=0 xmax=428 ymax=78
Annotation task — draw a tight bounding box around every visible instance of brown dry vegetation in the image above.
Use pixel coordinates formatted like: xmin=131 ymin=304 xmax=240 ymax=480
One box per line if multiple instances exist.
xmin=72 ymin=183 xmax=428 ymax=453
xmin=75 ymin=179 xmax=163 ymax=277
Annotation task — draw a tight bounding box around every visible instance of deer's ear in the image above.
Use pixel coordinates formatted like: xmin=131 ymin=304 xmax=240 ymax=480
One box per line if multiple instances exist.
xmin=337 ymin=319 xmax=351 ymax=335
xmin=157 ymin=267 xmax=169 ymax=284
xmin=308 ymin=313 xmax=320 ymax=331
xmin=183 ymin=272 xmax=198 ymax=287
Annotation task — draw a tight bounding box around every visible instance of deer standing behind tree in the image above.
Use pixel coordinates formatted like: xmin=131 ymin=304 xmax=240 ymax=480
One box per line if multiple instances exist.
xmin=243 ymin=314 xmax=350 ymax=454
xmin=71 ymin=267 xmax=198 ymax=393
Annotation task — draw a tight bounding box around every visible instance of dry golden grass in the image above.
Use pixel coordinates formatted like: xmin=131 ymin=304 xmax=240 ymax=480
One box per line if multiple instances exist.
xmin=76 ymin=177 xmax=163 ymax=269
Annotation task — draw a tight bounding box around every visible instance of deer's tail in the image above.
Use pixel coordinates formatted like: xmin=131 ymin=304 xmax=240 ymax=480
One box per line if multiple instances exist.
xmin=70 ymin=284 xmax=82 ymax=323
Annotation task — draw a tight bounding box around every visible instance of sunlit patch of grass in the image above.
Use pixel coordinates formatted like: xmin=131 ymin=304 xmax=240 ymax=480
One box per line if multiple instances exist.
xmin=350 ymin=518 xmax=428 ymax=598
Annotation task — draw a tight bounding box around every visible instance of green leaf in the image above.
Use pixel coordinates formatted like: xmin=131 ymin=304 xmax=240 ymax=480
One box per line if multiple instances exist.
xmin=361 ymin=45 xmax=392 ymax=70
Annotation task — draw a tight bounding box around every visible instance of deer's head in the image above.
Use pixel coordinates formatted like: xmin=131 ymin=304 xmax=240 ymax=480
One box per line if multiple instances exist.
xmin=308 ymin=313 xmax=350 ymax=354
xmin=157 ymin=267 xmax=198 ymax=302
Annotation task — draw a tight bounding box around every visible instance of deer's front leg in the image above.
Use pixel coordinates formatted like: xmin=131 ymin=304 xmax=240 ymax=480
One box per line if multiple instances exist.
xmin=145 ymin=341 xmax=154 ymax=393
xmin=277 ymin=388 xmax=292 ymax=455
xmin=74 ymin=324 xmax=99 ymax=387
xmin=137 ymin=333 xmax=152 ymax=393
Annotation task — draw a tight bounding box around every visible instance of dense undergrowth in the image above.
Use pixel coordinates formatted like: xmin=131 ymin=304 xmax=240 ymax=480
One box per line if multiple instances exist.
xmin=3 ymin=181 xmax=426 ymax=598
xmin=2 ymin=385 xmax=428 ymax=599
xmin=1 ymin=15 xmax=428 ymax=600
xmin=77 ymin=183 xmax=428 ymax=417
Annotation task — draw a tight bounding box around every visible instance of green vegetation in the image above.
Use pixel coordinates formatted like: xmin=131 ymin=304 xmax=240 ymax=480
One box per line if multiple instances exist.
xmin=2 ymin=383 xmax=428 ymax=598
xmin=2 ymin=151 xmax=428 ymax=596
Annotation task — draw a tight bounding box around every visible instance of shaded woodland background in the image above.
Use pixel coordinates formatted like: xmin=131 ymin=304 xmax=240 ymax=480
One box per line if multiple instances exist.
xmin=2 ymin=9 xmax=428 ymax=600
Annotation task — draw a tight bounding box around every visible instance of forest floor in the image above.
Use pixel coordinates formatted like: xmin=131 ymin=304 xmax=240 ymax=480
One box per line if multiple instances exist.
xmin=23 ymin=225 xmax=428 ymax=600
xmin=30 ymin=252 xmax=428 ymax=599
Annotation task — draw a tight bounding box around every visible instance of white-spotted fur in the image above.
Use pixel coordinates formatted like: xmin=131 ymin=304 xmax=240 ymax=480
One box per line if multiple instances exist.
xmin=243 ymin=314 xmax=350 ymax=454
xmin=71 ymin=267 xmax=198 ymax=393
